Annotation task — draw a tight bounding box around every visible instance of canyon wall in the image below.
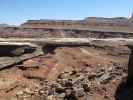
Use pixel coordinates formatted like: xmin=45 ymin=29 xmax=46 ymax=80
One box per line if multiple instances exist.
xmin=21 ymin=15 xmax=133 ymax=33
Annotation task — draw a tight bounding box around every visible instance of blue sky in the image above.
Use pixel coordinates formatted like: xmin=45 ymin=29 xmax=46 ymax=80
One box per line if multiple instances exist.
xmin=0 ymin=0 xmax=133 ymax=25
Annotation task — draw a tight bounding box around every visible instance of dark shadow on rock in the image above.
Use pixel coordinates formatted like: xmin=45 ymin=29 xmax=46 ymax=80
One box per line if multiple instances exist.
xmin=115 ymin=46 xmax=133 ymax=100
xmin=0 ymin=45 xmax=36 ymax=57
xmin=42 ymin=44 xmax=90 ymax=55
xmin=42 ymin=45 xmax=57 ymax=54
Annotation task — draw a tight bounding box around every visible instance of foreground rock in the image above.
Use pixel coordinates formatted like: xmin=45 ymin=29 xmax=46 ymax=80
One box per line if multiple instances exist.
xmin=0 ymin=43 xmax=129 ymax=100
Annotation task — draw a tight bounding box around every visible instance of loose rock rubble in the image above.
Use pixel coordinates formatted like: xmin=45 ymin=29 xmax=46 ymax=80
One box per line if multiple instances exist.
xmin=12 ymin=63 xmax=127 ymax=100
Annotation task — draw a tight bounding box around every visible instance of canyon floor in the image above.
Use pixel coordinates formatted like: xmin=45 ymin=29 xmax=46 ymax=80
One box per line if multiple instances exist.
xmin=0 ymin=41 xmax=130 ymax=100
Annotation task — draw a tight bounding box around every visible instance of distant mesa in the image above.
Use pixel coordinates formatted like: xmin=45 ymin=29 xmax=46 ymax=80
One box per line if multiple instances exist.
xmin=0 ymin=24 xmax=17 ymax=28
xmin=0 ymin=24 xmax=10 ymax=28
xmin=21 ymin=13 xmax=133 ymax=33
xmin=0 ymin=14 xmax=133 ymax=38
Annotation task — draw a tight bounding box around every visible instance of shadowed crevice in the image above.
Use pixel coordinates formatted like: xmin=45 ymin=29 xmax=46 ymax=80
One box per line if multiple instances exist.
xmin=115 ymin=46 xmax=133 ymax=100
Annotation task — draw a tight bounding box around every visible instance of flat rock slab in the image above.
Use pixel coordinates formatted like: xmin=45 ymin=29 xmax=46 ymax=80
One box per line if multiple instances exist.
xmin=0 ymin=48 xmax=43 ymax=70
xmin=0 ymin=57 xmax=18 ymax=69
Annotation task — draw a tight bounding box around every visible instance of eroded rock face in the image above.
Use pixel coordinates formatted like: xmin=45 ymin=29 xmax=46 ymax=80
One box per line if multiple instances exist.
xmin=1 ymin=27 xmax=133 ymax=38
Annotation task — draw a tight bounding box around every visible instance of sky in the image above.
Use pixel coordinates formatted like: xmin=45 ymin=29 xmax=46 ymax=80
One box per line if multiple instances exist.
xmin=0 ymin=0 xmax=133 ymax=25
